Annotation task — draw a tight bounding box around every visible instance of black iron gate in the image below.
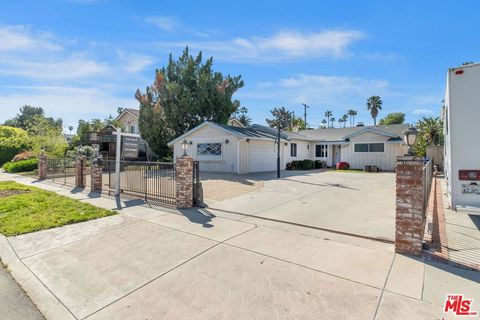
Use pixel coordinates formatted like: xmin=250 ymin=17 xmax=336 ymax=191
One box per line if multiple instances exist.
xmin=45 ymin=158 xmax=76 ymax=186
xmin=193 ymin=161 xmax=201 ymax=206
xmin=104 ymin=160 xmax=176 ymax=206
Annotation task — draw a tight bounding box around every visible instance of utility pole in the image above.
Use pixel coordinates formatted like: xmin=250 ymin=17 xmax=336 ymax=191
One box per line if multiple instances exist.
xmin=302 ymin=103 xmax=310 ymax=129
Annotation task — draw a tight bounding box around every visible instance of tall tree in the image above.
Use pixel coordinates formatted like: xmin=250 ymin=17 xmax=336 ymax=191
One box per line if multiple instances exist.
xmin=324 ymin=110 xmax=333 ymax=128
xmin=136 ymin=47 xmax=244 ymax=157
xmin=266 ymin=107 xmax=292 ymax=178
xmin=330 ymin=117 xmax=336 ymax=128
xmin=378 ymin=112 xmax=405 ymax=125
xmin=413 ymin=117 xmax=444 ymax=156
xmin=4 ymin=105 xmax=62 ymax=131
xmin=366 ymin=96 xmax=383 ymax=126
xmin=320 ymin=119 xmax=327 ymax=129
xmin=341 ymin=114 xmax=348 ymax=128
xmin=236 ymin=106 xmax=251 ymax=127
xmin=347 ymin=109 xmax=357 ymax=127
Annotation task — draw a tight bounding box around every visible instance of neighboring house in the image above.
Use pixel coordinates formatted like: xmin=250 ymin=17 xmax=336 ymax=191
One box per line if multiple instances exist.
xmin=227 ymin=117 xmax=246 ymax=128
xmin=444 ymin=63 xmax=480 ymax=209
xmin=168 ymin=121 xmax=409 ymax=174
xmin=116 ymin=108 xmax=140 ymax=134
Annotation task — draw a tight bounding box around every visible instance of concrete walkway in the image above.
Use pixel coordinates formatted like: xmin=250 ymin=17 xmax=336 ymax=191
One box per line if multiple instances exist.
xmin=0 ymin=172 xmax=479 ymax=319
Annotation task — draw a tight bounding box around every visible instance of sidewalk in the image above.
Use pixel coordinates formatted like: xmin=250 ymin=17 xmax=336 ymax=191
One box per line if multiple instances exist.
xmin=0 ymin=172 xmax=478 ymax=319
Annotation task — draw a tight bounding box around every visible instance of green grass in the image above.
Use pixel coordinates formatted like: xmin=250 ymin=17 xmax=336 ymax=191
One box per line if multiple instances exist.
xmin=0 ymin=181 xmax=116 ymax=236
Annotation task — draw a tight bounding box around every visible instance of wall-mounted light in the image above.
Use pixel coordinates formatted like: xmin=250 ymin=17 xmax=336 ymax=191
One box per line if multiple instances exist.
xmin=225 ymin=139 xmax=229 ymax=144
xmin=284 ymin=142 xmax=288 ymax=146
xmin=189 ymin=141 xmax=193 ymax=145
xmin=246 ymin=138 xmax=250 ymax=143
xmin=181 ymin=139 xmax=189 ymax=156
xmin=307 ymin=145 xmax=310 ymax=150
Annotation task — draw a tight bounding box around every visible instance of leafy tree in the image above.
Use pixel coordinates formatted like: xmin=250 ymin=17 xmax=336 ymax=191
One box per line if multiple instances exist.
xmin=4 ymin=105 xmax=62 ymax=131
xmin=68 ymin=126 xmax=74 ymax=134
xmin=0 ymin=126 xmax=31 ymax=165
xmin=117 ymin=107 xmax=126 ymax=115
xmin=324 ymin=110 xmax=333 ymax=128
xmin=266 ymin=107 xmax=292 ymax=129
xmin=413 ymin=117 xmax=444 ymax=157
xmin=378 ymin=112 xmax=405 ymax=125
xmin=347 ymin=109 xmax=358 ymax=127
xmin=27 ymin=116 xmax=68 ymax=157
xmin=136 ymin=47 xmax=244 ymax=157
xmin=73 ymin=117 xmax=123 ymax=144
xmin=366 ymin=96 xmax=383 ymax=126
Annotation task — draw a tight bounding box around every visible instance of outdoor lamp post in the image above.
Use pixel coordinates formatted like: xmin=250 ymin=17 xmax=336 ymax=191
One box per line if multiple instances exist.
xmin=181 ymin=139 xmax=189 ymax=156
xmin=402 ymin=126 xmax=418 ymax=155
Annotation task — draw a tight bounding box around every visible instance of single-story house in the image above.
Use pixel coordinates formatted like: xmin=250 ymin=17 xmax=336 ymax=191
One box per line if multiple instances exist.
xmin=168 ymin=121 xmax=409 ymax=173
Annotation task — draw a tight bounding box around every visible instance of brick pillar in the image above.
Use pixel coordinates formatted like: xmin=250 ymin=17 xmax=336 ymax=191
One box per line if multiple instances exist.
xmin=75 ymin=156 xmax=86 ymax=188
xmin=91 ymin=163 xmax=103 ymax=193
xmin=395 ymin=156 xmax=425 ymax=255
xmin=38 ymin=154 xmax=47 ymax=179
xmin=176 ymin=156 xmax=194 ymax=208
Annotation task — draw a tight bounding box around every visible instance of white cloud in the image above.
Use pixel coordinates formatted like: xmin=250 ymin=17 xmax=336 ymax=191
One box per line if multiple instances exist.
xmin=0 ymin=54 xmax=108 ymax=79
xmin=155 ymin=29 xmax=364 ymax=62
xmin=0 ymin=24 xmax=61 ymax=52
xmin=145 ymin=16 xmax=179 ymax=31
xmin=117 ymin=51 xmax=155 ymax=73
xmin=412 ymin=108 xmax=435 ymax=115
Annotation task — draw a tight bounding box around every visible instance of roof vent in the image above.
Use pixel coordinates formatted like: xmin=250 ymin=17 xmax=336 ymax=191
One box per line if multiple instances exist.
xmin=356 ymin=122 xmax=365 ymax=127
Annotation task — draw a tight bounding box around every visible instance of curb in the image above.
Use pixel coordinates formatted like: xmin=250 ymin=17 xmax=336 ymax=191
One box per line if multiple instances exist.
xmin=0 ymin=234 xmax=76 ymax=320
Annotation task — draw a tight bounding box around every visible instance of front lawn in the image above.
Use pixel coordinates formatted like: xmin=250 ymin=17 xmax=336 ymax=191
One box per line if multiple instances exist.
xmin=0 ymin=181 xmax=115 ymax=236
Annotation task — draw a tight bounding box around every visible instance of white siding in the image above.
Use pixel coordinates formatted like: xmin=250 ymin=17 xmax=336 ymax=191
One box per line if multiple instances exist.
xmin=285 ymin=140 xmax=311 ymax=164
xmin=173 ymin=125 xmax=239 ymax=172
xmin=238 ymin=140 xmax=249 ymax=174
xmin=341 ymin=132 xmax=407 ymax=171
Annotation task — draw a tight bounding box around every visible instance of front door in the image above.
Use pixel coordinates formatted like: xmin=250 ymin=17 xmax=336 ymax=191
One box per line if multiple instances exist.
xmin=332 ymin=145 xmax=341 ymax=166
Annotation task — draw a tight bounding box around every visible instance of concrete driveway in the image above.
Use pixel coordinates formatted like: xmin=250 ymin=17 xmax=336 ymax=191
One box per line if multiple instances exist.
xmin=205 ymin=170 xmax=396 ymax=241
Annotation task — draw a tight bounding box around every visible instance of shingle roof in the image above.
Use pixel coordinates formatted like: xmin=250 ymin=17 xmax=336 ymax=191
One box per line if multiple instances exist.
xmin=216 ymin=123 xmax=290 ymax=140
xmin=125 ymin=108 xmax=139 ymax=117
xmin=291 ymin=124 xmax=410 ymax=141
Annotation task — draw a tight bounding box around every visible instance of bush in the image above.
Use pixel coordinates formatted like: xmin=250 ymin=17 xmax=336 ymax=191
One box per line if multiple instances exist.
xmin=336 ymin=162 xmax=350 ymax=170
xmin=314 ymin=160 xmax=326 ymax=169
xmin=12 ymin=151 xmax=35 ymax=162
xmin=287 ymin=159 xmax=315 ymax=170
xmin=0 ymin=126 xmax=31 ymax=165
xmin=3 ymin=158 xmax=38 ymax=173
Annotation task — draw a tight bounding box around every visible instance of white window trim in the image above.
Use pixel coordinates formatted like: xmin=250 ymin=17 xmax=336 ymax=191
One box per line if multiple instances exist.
xmin=196 ymin=142 xmax=223 ymax=159
xmin=315 ymin=144 xmax=329 ymax=158
xmin=353 ymin=142 xmax=386 ymax=153
xmin=290 ymin=143 xmax=297 ymax=157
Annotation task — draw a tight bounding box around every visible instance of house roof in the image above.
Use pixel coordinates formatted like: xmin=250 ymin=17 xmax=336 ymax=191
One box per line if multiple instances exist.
xmin=168 ymin=121 xmax=409 ymax=146
xmin=115 ymin=108 xmax=139 ymax=121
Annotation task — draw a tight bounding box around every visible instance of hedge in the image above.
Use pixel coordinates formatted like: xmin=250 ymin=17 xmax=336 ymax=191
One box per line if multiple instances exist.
xmin=2 ymin=158 xmax=38 ymax=173
xmin=0 ymin=126 xmax=31 ymax=165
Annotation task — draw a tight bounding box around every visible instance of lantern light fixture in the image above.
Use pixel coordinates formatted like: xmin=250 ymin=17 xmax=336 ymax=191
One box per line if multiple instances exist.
xmin=402 ymin=126 xmax=418 ymax=155
xmin=181 ymin=139 xmax=189 ymax=156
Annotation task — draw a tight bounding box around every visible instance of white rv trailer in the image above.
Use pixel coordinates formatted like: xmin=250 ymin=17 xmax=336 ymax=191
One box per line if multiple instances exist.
xmin=444 ymin=63 xmax=480 ymax=209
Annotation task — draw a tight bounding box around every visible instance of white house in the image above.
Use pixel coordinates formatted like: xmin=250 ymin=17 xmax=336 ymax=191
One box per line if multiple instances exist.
xmin=168 ymin=121 xmax=409 ymax=174
xmin=444 ymin=62 xmax=480 ymax=209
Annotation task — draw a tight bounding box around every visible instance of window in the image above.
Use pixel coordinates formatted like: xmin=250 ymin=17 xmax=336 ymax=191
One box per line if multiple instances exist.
xmin=290 ymin=143 xmax=297 ymax=157
xmin=354 ymin=143 xmax=384 ymax=153
xmin=197 ymin=143 xmax=222 ymax=156
xmin=315 ymin=144 xmax=328 ymax=157
xmin=130 ymin=125 xmax=136 ymax=133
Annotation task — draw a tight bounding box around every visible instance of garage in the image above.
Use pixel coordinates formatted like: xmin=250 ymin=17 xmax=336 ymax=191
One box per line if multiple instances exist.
xmin=247 ymin=140 xmax=279 ymax=172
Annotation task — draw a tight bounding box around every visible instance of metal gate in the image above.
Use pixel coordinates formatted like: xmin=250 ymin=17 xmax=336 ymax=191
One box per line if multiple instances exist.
xmin=193 ymin=160 xmax=201 ymax=206
xmin=104 ymin=160 xmax=176 ymax=206
xmin=45 ymin=158 xmax=76 ymax=186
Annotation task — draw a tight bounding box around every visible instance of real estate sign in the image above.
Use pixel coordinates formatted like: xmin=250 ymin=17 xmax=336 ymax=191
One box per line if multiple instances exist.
xmin=122 ymin=136 xmax=139 ymax=158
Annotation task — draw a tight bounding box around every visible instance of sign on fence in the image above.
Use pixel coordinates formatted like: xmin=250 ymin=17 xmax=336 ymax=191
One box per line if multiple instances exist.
xmin=122 ymin=136 xmax=139 ymax=158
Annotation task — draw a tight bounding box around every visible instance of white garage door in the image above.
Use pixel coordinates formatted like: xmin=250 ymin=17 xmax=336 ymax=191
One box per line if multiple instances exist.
xmin=248 ymin=141 xmax=278 ymax=172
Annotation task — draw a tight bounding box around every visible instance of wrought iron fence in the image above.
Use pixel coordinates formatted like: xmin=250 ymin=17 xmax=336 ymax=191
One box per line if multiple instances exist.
xmin=422 ymin=159 xmax=434 ymax=216
xmin=104 ymin=160 xmax=176 ymax=206
xmin=193 ymin=161 xmax=201 ymax=206
xmin=46 ymin=158 xmax=76 ymax=186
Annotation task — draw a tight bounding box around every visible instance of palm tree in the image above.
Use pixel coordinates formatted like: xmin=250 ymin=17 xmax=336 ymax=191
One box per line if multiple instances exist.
xmin=366 ymin=96 xmax=383 ymax=126
xmin=341 ymin=114 xmax=348 ymax=128
xmin=417 ymin=117 xmax=443 ymax=145
xmin=347 ymin=109 xmax=357 ymax=127
xmin=325 ymin=110 xmax=333 ymax=128
xmin=320 ymin=119 xmax=327 ymax=129
xmin=330 ymin=117 xmax=335 ymax=128
xmin=68 ymin=125 xmax=74 ymax=134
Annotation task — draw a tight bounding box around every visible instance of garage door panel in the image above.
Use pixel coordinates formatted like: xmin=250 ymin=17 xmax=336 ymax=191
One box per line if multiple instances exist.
xmin=248 ymin=142 xmax=278 ymax=172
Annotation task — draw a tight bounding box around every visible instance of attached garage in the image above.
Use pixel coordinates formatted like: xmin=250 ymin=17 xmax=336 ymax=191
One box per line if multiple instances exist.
xmin=247 ymin=140 xmax=279 ymax=172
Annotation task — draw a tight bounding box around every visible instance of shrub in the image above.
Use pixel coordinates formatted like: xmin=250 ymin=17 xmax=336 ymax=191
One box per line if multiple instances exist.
xmin=336 ymin=162 xmax=350 ymax=170
xmin=303 ymin=159 xmax=314 ymax=170
xmin=314 ymin=160 xmax=326 ymax=169
xmin=12 ymin=151 xmax=35 ymax=162
xmin=285 ymin=162 xmax=293 ymax=170
xmin=0 ymin=126 xmax=31 ymax=165
xmin=3 ymin=158 xmax=38 ymax=173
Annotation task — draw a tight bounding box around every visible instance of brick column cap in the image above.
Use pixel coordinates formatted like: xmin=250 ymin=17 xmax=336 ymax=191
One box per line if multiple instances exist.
xmin=397 ymin=155 xmax=423 ymax=162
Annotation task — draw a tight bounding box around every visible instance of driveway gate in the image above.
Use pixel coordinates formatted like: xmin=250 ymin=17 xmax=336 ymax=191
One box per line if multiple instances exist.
xmin=104 ymin=160 xmax=176 ymax=206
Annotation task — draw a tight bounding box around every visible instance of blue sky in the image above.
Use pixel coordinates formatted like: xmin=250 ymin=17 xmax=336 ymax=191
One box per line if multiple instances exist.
xmin=0 ymin=0 xmax=479 ymax=131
